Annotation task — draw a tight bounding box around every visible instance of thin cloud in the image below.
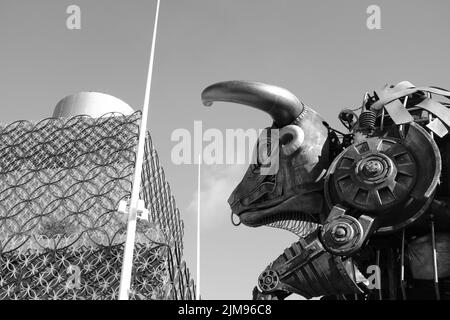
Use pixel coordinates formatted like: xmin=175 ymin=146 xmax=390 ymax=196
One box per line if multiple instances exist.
xmin=187 ymin=163 xmax=247 ymax=229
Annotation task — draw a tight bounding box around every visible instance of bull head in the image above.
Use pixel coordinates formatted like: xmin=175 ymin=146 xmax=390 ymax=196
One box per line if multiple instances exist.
xmin=201 ymin=81 xmax=331 ymax=231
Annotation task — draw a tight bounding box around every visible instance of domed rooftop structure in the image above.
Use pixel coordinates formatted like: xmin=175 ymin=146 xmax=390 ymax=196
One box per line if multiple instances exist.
xmin=53 ymin=91 xmax=134 ymax=118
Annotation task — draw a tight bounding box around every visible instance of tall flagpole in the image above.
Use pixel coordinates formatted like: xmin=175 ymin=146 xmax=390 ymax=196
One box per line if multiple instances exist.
xmin=118 ymin=0 xmax=161 ymax=300
xmin=196 ymin=154 xmax=201 ymax=299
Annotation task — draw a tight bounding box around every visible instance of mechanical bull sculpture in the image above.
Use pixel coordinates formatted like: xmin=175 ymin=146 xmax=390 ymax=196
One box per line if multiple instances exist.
xmin=201 ymin=80 xmax=450 ymax=300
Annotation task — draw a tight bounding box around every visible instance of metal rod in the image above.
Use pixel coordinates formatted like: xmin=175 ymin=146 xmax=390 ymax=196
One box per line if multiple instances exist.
xmin=118 ymin=0 xmax=161 ymax=300
xmin=196 ymin=153 xmax=201 ymax=300
xmin=428 ymin=112 xmax=434 ymax=139
xmin=427 ymin=92 xmax=435 ymax=138
xmin=399 ymin=96 xmax=408 ymax=138
xmin=362 ymin=92 xmax=369 ymax=113
xmin=376 ymin=249 xmax=382 ymax=300
xmin=387 ymin=248 xmax=397 ymax=300
xmin=380 ymin=107 xmax=385 ymax=131
xmin=351 ymin=258 xmax=358 ymax=300
xmin=400 ymin=229 xmax=407 ymax=300
xmin=430 ymin=215 xmax=440 ymax=300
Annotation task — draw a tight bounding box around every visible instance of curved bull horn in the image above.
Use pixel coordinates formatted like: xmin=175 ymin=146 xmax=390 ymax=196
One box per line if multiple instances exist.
xmin=201 ymin=81 xmax=304 ymax=127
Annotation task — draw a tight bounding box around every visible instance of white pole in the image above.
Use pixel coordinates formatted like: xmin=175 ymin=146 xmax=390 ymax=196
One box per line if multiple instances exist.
xmin=118 ymin=0 xmax=161 ymax=300
xmin=196 ymin=153 xmax=201 ymax=300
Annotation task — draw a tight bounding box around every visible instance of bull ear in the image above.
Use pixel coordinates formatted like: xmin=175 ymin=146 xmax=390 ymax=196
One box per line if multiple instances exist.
xmin=201 ymin=81 xmax=304 ymax=127
xmin=279 ymin=125 xmax=304 ymax=156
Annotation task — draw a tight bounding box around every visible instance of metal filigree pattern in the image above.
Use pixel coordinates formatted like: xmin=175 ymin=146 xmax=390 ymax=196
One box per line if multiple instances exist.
xmin=0 ymin=112 xmax=195 ymax=300
xmin=0 ymin=244 xmax=168 ymax=300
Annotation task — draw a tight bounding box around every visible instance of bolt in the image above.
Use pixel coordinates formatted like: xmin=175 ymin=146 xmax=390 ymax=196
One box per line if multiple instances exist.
xmin=331 ymin=224 xmax=350 ymax=243
xmin=334 ymin=226 xmax=347 ymax=238
xmin=364 ymin=160 xmax=383 ymax=176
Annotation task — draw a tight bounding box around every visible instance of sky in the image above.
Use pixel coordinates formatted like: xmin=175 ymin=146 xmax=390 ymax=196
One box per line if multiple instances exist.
xmin=1 ymin=0 xmax=450 ymax=300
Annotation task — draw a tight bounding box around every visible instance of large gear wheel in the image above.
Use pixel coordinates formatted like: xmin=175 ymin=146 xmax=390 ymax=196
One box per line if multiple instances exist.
xmin=327 ymin=137 xmax=416 ymax=213
xmin=325 ymin=123 xmax=441 ymax=234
